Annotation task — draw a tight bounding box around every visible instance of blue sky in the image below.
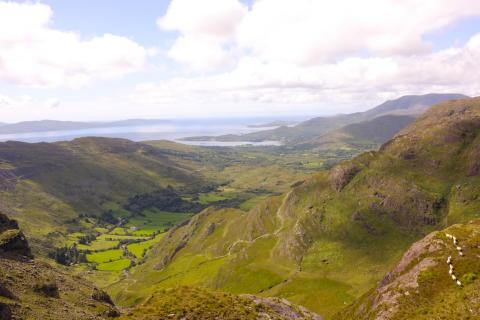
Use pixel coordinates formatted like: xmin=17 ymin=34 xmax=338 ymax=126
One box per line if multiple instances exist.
xmin=42 ymin=1 xmax=173 ymax=46
xmin=0 ymin=0 xmax=480 ymax=122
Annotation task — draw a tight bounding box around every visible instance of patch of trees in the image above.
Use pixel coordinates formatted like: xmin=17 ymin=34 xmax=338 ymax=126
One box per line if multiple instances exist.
xmin=124 ymin=186 xmax=205 ymax=214
xmin=99 ymin=210 xmax=119 ymax=224
xmin=176 ymin=182 xmax=219 ymax=195
xmin=78 ymin=234 xmax=96 ymax=245
xmin=49 ymin=243 xmax=85 ymax=265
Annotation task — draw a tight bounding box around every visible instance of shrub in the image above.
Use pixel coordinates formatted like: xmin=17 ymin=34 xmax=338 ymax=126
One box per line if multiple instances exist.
xmin=92 ymin=288 xmax=114 ymax=305
xmin=33 ymin=281 xmax=59 ymax=298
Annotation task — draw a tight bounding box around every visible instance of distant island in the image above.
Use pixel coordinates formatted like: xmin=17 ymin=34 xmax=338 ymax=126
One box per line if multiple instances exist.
xmin=247 ymin=120 xmax=297 ymax=128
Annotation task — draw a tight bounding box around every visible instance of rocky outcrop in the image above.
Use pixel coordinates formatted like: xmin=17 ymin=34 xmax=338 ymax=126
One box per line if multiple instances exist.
xmin=335 ymin=220 xmax=480 ymax=320
xmin=243 ymin=295 xmax=323 ymax=320
xmin=328 ymin=163 xmax=360 ymax=192
xmin=370 ymin=231 xmax=443 ymax=320
xmin=0 ymin=214 xmax=18 ymax=233
xmin=0 ymin=214 xmax=31 ymax=258
xmin=120 ymin=286 xmax=322 ymax=320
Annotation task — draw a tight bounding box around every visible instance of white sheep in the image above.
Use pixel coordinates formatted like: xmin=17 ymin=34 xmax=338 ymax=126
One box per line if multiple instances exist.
xmin=446 ymin=233 xmax=452 ymax=238
xmin=450 ymin=264 xmax=454 ymax=270
xmin=447 ymin=256 xmax=452 ymax=264
xmin=453 ymin=238 xmax=458 ymax=245
xmin=449 ymin=269 xmax=453 ymax=275
xmin=459 ymin=251 xmax=464 ymax=257
xmin=456 ymin=280 xmax=462 ymax=286
xmin=456 ymin=246 xmax=462 ymax=251
xmin=452 ymin=275 xmax=457 ymax=281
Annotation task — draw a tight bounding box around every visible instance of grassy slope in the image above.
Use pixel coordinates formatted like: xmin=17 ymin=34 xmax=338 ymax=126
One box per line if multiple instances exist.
xmin=110 ymin=97 xmax=480 ymax=318
xmin=0 ymin=257 xmax=120 ymax=319
xmin=119 ymin=286 xmax=322 ymax=320
xmin=0 ymin=213 xmax=118 ymax=319
xmin=0 ymin=137 xmax=206 ymax=253
xmin=0 ymin=137 xmax=321 ymax=255
xmin=335 ymin=219 xmax=480 ymax=319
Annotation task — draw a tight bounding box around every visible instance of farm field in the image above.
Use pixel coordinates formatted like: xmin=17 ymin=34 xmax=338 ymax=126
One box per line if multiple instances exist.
xmin=65 ymin=210 xmax=192 ymax=288
xmin=127 ymin=234 xmax=165 ymax=259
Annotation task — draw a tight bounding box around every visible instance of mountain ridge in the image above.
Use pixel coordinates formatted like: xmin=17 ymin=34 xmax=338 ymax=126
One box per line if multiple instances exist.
xmin=183 ymin=93 xmax=469 ymax=145
xmin=298 ymin=114 xmax=416 ymax=150
xmin=335 ymin=219 xmax=480 ymax=319
xmin=110 ymin=96 xmax=480 ymax=318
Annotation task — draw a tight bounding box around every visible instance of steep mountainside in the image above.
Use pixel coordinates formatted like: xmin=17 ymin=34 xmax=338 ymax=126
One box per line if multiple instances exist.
xmin=359 ymin=93 xmax=469 ymax=118
xmin=299 ymin=114 xmax=416 ymax=150
xmin=0 ymin=213 xmax=119 ymax=319
xmin=111 ymin=97 xmax=480 ymax=318
xmin=1 ymin=210 xmax=323 ymax=320
xmin=335 ymin=219 xmax=480 ymax=319
xmin=0 ymin=137 xmax=207 ymax=253
xmin=184 ymin=93 xmax=468 ymax=144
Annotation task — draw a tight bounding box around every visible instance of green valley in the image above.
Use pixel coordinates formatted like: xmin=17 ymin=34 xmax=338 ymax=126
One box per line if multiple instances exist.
xmin=2 ymin=1 xmax=479 ymax=318
xmin=109 ymin=97 xmax=480 ymax=318
xmin=1 ymin=95 xmax=479 ymax=319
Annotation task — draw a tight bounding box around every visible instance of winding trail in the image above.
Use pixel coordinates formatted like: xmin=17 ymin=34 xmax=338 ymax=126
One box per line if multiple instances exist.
xmin=227 ymin=190 xmax=293 ymax=255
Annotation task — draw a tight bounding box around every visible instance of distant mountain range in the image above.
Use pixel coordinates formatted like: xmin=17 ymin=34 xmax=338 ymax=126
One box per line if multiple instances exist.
xmin=247 ymin=120 xmax=297 ymax=128
xmin=0 ymin=119 xmax=171 ymax=135
xmin=298 ymin=114 xmax=417 ymax=150
xmin=183 ymin=93 xmax=469 ymax=147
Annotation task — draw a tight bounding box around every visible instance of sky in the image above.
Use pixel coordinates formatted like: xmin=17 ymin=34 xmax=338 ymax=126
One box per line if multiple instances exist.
xmin=0 ymin=0 xmax=480 ymax=122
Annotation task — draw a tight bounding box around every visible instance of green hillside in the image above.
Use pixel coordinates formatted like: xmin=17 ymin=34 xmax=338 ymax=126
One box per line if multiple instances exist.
xmin=0 ymin=208 xmax=324 ymax=319
xmin=0 ymin=212 xmax=119 ymax=319
xmin=335 ymin=219 xmax=480 ymax=319
xmin=1 ymin=96 xmax=479 ymax=319
xmin=299 ymin=114 xmax=416 ymax=151
xmin=120 ymin=286 xmax=322 ymax=320
xmin=0 ymin=137 xmax=207 ymax=253
xmin=110 ymin=97 xmax=480 ymax=318
xmin=0 ymin=135 xmax=338 ymax=289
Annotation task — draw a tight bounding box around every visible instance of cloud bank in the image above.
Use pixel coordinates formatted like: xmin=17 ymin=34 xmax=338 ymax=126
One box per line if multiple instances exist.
xmin=0 ymin=1 xmax=147 ymax=88
xmin=139 ymin=0 xmax=480 ymax=113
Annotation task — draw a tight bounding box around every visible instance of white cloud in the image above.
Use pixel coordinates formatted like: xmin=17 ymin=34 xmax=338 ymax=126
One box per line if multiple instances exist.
xmin=160 ymin=0 xmax=480 ymax=69
xmin=138 ymin=0 xmax=480 ymax=116
xmin=131 ymin=32 xmax=480 ymax=115
xmin=166 ymin=35 xmax=234 ymax=71
xmin=158 ymin=0 xmax=247 ymax=38
xmin=0 ymin=94 xmax=63 ymax=110
xmin=0 ymin=2 xmax=147 ymax=88
xmin=235 ymin=0 xmax=480 ymax=65
xmin=158 ymin=0 xmax=247 ymax=71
